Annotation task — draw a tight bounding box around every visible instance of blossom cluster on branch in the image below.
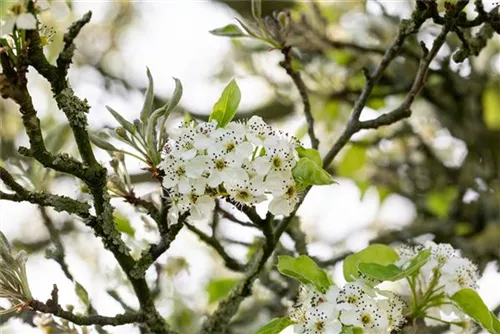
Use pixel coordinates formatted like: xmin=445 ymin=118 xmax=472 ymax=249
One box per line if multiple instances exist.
xmin=160 ymin=116 xmax=301 ymax=220
xmin=261 ymin=241 xmax=498 ymax=334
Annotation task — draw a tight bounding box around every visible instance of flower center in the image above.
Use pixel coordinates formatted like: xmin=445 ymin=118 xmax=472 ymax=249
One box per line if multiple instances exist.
xmin=226 ymin=142 xmax=235 ymax=152
xmin=215 ymin=159 xmax=226 ymax=170
xmin=236 ymin=190 xmax=251 ymax=201
xmin=182 ymin=141 xmax=194 ymax=151
xmin=176 ymin=166 xmax=186 ymax=176
xmin=361 ymin=314 xmax=372 ymax=325
xmin=286 ymin=185 xmax=296 ymax=198
xmin=347 ymin=295 xmax=358 ymax=304
xmin=314 ymin=320 xmax=325 ymax=331
xmin=272 ymin=156 xmax=282 ymax=168
xmin=189 ymin=193 xmax=198 ymax=203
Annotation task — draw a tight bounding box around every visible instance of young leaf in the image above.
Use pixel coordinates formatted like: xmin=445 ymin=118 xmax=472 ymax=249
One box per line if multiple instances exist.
xmin=452 ymin=288 xmax=496 ymax=333
xmin=296 ymin=146 xmax=322 ymax=166
xmin=358 ymin=249 xmax=431 ymax=281
xmin=209 ymin=79 xmax=241 ymax=128
xmin=146 ymin=77 xmax=183 ymax=151
xmin=251 ymin=0 xmax=262 ymax=19
xmin=74 ymin=282 xmax=90 ymax=308
xmin=113 ymin=214 xmax=135 ymax=236
xmin=490 ymin=312 xmax=500 ymax=334
xmin=292 ymin=157 xmax=334 ymax=187
xmin=210 ymin=24 xmax=246 ymax=37
xmin=343 ymin=244 xmax=399 ymax=282
xmin=206 ymin=278 xmax=238 ymax=304
xmin=140 ymin=67 xmax=155 ymax=123
xmin=107 ymin=106 xmax=136 ymax=135
xmin=340 ymin=327 xmax=363 ymax=334
xmin=277 ymin=255 xmax=332 ymax=292
xmin=255 ymin=317 xmax=295 ymax=334
xmin=89 ymin=133 xmax=119 ymax=152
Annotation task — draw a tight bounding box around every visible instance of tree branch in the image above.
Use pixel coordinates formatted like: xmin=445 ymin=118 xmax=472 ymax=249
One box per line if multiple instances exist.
xmin=29 ymin=299 xmax=143 ymax=327
xmin=322 ymin=8 xmax=433 ymax=168
xmin=0 ymin=166 xmax=90 ymax=217
xmin=280 ymin=46 xmax=319 ymax=149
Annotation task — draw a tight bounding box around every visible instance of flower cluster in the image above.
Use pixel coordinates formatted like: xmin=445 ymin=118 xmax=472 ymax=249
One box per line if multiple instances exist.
xmin=291 ymin=282 xmax=407 ymax=334
xmin=395 ymin=241 xmax=479 ymax=330
xmin=160 ymin=116 xmax=300 ymax=220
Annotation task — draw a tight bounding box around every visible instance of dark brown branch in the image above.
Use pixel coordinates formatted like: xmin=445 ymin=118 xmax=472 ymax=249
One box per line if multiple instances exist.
xmin=280 ymin=47 xmax=319 ymax=149
xmin=0 ymin=166 xmax=90 ymax=218
xmin=131 ymin=215 xmax=187 ymax=278
xmin=358 ymin=25 xmax=451 ymax=131
xmin=29 ymin=299 xmax=143 ymax=327
xmin=322 ymin=9 xmax=432 ymax=168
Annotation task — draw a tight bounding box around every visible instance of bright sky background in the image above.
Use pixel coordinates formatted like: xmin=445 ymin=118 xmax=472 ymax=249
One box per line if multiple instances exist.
xmin=1 ymin=1 xmax=499 ymax=334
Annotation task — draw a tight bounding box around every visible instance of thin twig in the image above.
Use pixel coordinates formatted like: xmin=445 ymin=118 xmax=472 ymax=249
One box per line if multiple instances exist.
xmin=280 ymin=46 xmax=319 ymax=149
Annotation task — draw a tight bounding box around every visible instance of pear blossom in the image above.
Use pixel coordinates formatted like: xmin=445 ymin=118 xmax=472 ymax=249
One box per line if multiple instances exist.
xmin=440 ymin=257 xmax=479 ymax=295
xmin=267 ymin=171 xmax=300 ymax=216
xmin=226 ymin=177 xmax=266 ymax=206
xmin=1 ymin=2 xmax=37 ymax=37
xmin=161 ymin=117 xmax=301 ymax=220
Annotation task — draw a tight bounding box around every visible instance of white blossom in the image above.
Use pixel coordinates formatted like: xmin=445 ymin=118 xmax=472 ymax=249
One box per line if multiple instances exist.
xmin=161 ymin=117 xmax=301 ymax=220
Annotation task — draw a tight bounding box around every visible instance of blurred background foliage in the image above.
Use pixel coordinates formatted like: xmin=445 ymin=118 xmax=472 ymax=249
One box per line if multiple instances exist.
xmin=1 ymin=0 xmax=499 ymax=333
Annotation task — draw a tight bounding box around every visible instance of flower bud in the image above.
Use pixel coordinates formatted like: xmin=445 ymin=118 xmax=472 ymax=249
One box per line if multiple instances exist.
xmin=115 ymin=127 xmax=127 ymax=138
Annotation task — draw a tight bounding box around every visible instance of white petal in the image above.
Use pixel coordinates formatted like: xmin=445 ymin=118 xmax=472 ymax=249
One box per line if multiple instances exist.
xmin=222 ymin=167 xmax=248 ymax=186
xmin=177 ymin=178 xmax=191 ymax=194
xmin=339 ymin=310 xmax=361 ymax=326
xmin=181 ymin=148 xmax=197 ymax=160
xmin=235 ymin=141 xmax=253 ymax=158
xmin=325 ymin=320 xmax=342 ymax=334
xmin=269 ymin=196 xmax=293 ymax=216
xmin=1 ymin=18 xmax=15 ymax=37
xmin=162 ymin=176 xmax=178 ymax=189
xmin=252 ymin=157 xmax=271 ymax=176
xmin=186 ymin=156 xmax=208 ymax=177
xmin=194 ymin=134 xmax=213 ymax=150
xmin=207 ymin=171 xmax=223 ymax=188
xmin=16 ymin=13 xmax=37 ymax=30
xmin=196 ymin=196 xmax=215 ymax=213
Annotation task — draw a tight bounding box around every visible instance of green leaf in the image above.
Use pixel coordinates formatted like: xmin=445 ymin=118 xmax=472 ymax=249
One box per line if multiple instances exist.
xmin=74 ymin=282 xmax=90 ymax=308
xmin=255 ymin=317 xmax=295 ymax=334
xmin=343 ymin=244 xmax=399 ymax=282
xmin=206 ymin=278 xmax=238 ymax=304
xmin=277 ymin=255 xmax=332 ymax=292
xmin=358 ymin=263 xmax=402 ymax=280
xmin=292 ymin=158 xmax=334 ymax=187
xmin=210 ymin=24 xmax=246 ymax=37
xmin=452 ymin=288 xmax=495 ymax=333
xmin=209 ymin=79 xmax=241 ymax=127
xmin=337 ymin=145 xmax=367 ymax=178
xmin=140 ymin=67 xmax=155 ymax=124
xmin=483 ymin=84 xmax=500 ymax=130
xmin=359 ymin=249 xmax=431 ymax=282
xmin=426 ymin=187 xmax=458 ymax=219
xmin=45 ymin=124 xmax=71 ymax=153
xmin=89 ymin=133 xmax=119 ymax=152
xmin=251 ymin=0 xmax=262 ymax=19
xmin=340 ymin=326 xmax=363 ymax=334
xmin=107 ymin=106 xmax=136 ymax=135
xmin=113 ymin=213 xmax=135 ymax=236
xmin=490 ymin=312 xmax=500 ymax=334
xmin=146 ymin=77 xmax=183 ymax=150
xmin=296 ymin=146 xmax=322 ymax=166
